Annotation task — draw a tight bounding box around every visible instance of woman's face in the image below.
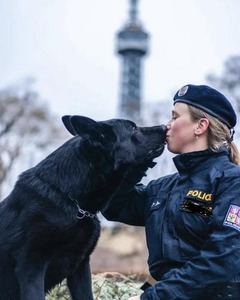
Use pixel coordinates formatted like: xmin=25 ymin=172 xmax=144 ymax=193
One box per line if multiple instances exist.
xmin=166 ymin=103 xmax=199 ymax=154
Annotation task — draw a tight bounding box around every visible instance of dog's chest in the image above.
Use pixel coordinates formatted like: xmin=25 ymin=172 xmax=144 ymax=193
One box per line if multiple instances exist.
xmin=55 ymin=218 xmax=100 ymax=256
xmin=46 ymin=218 xmax=101 ymax=277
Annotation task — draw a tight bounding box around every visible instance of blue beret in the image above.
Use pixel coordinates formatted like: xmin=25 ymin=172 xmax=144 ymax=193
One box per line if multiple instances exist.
xmin=173 ymin=84 xmax=236 ymax=129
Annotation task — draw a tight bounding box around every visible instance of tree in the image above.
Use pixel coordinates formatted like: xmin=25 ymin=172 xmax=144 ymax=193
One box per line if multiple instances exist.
xmin=207 ymin=55 xmax=240 ymax=113
xmin=0 ymin=82 xmax=67 ymax=198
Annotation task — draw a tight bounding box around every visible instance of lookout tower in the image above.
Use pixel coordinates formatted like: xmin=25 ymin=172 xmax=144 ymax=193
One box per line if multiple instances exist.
xmin=116 ymin=0 xmax=149 ymax=121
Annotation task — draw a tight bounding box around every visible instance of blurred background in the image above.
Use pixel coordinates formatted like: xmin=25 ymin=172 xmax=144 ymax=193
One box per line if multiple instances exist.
xmin=1 ymin=0 xmax=240 ymax=275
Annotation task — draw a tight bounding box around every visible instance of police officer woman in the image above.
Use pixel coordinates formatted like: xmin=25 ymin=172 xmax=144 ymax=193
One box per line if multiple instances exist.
xmin=103 ymin=84 xmax=240 ymax=300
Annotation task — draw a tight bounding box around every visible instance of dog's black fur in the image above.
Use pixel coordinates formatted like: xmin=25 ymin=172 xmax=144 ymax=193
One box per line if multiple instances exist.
xmin=0 ymin=115 xmax=166 ymax=300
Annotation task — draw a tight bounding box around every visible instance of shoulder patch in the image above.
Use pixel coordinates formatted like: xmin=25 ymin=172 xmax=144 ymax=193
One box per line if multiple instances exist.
xmin=223 ymin=204 xmax=240 ymax=232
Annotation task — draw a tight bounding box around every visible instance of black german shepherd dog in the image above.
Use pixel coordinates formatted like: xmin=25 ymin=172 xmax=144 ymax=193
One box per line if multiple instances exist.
xmin=0 ymin=115 xmax=166 ymax=300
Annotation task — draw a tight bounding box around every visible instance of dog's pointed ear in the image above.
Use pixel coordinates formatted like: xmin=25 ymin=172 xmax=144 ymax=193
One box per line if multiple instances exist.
xmin=62 ymin=115 xmax=77 ymax=136
xmin=70 ymin=115 xmax=103 ymax=141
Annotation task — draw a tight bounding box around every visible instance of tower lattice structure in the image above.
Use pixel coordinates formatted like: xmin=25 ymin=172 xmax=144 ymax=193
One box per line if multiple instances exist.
xmin=116 ymin=0 xmax=149 ymax=121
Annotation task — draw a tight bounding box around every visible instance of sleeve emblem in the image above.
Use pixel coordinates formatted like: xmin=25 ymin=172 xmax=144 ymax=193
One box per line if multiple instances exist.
xmin=223 ymin=204 xmax=240 ymax=232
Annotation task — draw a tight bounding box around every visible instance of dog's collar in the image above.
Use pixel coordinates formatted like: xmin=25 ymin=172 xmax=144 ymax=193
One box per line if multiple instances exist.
xmin=69 ymin=196 xmax=98 ymax=220
xmin=33 ymin=174 xmax=98 ymax=220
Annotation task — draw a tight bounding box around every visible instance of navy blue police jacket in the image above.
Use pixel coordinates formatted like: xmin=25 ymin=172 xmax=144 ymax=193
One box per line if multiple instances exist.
xmin=103 ymin=147 xmax=240 ymax=299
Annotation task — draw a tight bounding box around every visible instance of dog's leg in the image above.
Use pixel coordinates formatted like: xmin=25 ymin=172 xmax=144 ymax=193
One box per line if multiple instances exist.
xmin=67 ymin=260 xmax=94 ymax=300
xmin=15 ymin=261 xmax=46 ymax=300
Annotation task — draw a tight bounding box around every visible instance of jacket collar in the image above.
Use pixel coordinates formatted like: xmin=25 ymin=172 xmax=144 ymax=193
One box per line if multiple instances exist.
xmin=173 ymin=147 xmax=230 ymax=174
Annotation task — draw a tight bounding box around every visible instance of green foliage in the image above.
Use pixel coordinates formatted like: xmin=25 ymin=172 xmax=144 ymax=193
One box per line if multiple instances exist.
xmin=46 ymin=282 xmax=69 ymax=300
xmin=46 ymin=273 xmax=143 ymax=300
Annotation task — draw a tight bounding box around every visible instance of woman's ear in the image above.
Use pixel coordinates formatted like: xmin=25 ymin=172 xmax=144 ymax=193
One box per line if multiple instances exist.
xmin=195 ymin=118 xmax=209 ymax=135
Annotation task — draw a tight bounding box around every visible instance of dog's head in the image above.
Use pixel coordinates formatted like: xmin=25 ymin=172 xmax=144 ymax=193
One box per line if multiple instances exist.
xmin=62 ymin=115 xmax=167 ymax=170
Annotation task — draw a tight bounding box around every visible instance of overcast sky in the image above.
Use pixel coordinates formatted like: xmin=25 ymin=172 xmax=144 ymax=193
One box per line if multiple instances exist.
xmin=1 ymin=0 xmax=240 ymax=121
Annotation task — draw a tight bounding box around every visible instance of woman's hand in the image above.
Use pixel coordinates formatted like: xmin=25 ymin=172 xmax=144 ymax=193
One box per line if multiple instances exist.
xmin=128 ymin=296 xmax=141 ymax=300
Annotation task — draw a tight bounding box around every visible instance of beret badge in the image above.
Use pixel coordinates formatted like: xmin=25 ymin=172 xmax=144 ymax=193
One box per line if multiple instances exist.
xmin=178 ymin=85 xmax=188 ymax=96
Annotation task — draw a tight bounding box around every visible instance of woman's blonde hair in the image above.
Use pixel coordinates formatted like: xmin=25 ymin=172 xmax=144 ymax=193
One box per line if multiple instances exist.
xmin=188 ymin=105 xmax=240 ymax=166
